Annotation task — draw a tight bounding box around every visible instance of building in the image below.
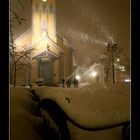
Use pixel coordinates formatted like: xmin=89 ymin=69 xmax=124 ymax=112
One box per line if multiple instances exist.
xmin=10 ymin=0 xmax=75 ymax=86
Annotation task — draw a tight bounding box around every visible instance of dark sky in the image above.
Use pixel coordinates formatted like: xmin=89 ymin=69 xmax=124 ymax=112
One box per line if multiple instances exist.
xmin=10 ymin=0 xmax=32 ymax=37
xmin=10 ymin=0 xmax=130 ymax=66
xmin=56 ymin=0 xmax=130 ymax=66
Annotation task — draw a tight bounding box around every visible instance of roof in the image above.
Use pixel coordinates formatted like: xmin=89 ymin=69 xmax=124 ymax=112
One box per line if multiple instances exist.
xmin=45 ymin=35 xmax=64 ymax=53
xmin=15 ymin=28 xmax=32 ymax=44
xmin=14 ymin=28 xmax=64 ymax=53
xmin=32 ymin=49 xmax=59 ymax=60
xmin=57 ymin=32 xmax=75 ymax=51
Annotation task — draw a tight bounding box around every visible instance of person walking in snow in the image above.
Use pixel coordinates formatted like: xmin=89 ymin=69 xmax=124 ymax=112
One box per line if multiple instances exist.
xmin=75 ymin=79 xmax=79 ymax=88
xmin=62 ymin=78 xmax=65 ymax=88
xmin=73 ymin=78 xmax=78 ymax=88
xmin=66 ymin=79 xmax=71 ymax=88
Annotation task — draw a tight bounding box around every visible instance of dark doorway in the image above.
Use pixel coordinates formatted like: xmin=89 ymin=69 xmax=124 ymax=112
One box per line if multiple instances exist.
xmin=39 ymin=60 xmax=52 ymax=85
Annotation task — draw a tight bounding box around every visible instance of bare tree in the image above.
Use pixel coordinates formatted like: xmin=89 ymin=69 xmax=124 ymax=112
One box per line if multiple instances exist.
xmin=99 ymin=46 xmax=125 ymax=82
xmin=10 ymin=44 xmax=35 ymax=87
xmin=9 ymin=0 xmax=34 ymax=87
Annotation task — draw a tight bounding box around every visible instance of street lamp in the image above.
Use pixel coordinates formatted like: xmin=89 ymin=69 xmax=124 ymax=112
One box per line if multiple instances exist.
xmin=42 ymin=0 xmax=47 ymax=2
xmin=107 ymin=41 xmax=117 ymax=84
xmin=116 ymin=58 xmax=120 ymax=62
xmin=91 ymin=71 xmax=97 ymax=77
xmin=76 ymin=75 xmax=81 ymax=80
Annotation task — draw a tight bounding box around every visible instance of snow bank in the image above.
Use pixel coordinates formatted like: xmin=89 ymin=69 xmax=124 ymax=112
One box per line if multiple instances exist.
xmin=10 ymin=88 xmax=45 ymax=140
xmin=34 ymin=82 xmax=130 ymax=130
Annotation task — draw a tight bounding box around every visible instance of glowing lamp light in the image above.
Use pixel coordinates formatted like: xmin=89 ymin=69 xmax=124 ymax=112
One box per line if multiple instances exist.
xmin=121 ymin=69 xmax=125 ymax=72
xmin=125 ymin=79 xmax=131 ymax=82
xmin=120 ymin=66 xmax=125 ymax=72
xmin=76 ymin=75 xmax=80 ymax=80
xmin=42 ymin=0 xmax=47 ymax=2
xmin=91 ymin=71 xmax=97 ymax=77
xmin=117 ymin=58 xmax=120 ymax=62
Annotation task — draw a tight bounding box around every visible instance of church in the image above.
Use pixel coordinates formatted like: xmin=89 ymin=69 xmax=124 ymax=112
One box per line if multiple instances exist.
xmin=10 ymin=0 xmax=76 ymax=86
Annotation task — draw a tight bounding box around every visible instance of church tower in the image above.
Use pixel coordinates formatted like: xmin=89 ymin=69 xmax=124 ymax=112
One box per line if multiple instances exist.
xmin=31 ymin=0 xmax=62 ymax=85
xmin=32 ymin=0 xmax=56 ymax=43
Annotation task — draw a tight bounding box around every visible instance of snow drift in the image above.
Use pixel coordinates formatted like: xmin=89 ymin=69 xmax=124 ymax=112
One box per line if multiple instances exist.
xmin=34 ymin=82 xmax=130 ymax=130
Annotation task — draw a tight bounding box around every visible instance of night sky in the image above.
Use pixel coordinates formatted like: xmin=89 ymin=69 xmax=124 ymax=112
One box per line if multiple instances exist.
xmin=10 ymin=0 xmax=130 ymax=66
xmin=56 ymin=0 xmax=130 ymax=66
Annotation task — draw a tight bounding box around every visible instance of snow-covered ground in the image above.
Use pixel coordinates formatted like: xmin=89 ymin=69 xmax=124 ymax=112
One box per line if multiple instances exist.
xmin=10 ymin=82 xmax=130 ymax=140
xmin=10 ymin=88 xmax=46 ymax=140
xmin=68 ymin=121 xmax=123 ymax=140
xmin=35 ymin=82 xmax=130 ymax=129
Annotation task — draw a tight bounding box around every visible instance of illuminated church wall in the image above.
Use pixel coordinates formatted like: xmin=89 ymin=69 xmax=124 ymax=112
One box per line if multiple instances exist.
xmin=11 ymin=0 xmax=74 ymax=86
xmin=31 ymin=0 xmax=59 ymax=84
xmin=57 ymin=34 xmax=74 ymax=79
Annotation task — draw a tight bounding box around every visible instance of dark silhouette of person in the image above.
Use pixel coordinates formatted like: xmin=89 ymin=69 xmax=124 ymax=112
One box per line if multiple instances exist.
xmin=62 ymin=78 xmax=65 ymax=88
xmin=75 ymin=79 xmax=79 ymax=88
xmin=73 ymin=78 xmax=79 ymax=88
xmin=66 ymin=79 xmax=71 ymax=88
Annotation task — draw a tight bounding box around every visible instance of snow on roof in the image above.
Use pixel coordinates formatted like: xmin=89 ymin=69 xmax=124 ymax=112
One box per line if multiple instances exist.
xmin=34 ymin=82 xmax=130 ymax=130
xmin=15 ymin=28 xmax=32 ymax=43
xmin=57 ymin=32 xmax=75 ymax=50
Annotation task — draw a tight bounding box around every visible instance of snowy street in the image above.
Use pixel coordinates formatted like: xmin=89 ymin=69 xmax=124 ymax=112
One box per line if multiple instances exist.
xmin=10 ymin=82 xmax=130 ymax=140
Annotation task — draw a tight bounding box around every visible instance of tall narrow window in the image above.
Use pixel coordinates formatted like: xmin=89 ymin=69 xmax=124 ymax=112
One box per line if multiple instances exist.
xmin=40 ymin=5 xmax=48 ymax=36
xmin=49 ymin=5 xmax=54 ymax=13
xmin=42 ymin=4 xmax=46 ymax=13
xmin=35 ymin=4 xmax=39 ymax=12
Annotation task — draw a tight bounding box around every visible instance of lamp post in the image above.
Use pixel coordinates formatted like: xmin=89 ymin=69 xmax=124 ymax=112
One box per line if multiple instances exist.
xmin=107 ymin=41 xmax=117 ymax=84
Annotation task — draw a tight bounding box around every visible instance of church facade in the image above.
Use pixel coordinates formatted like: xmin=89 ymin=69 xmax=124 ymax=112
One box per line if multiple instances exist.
xmin=10 ymin=0 xmax=75 ymax=86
